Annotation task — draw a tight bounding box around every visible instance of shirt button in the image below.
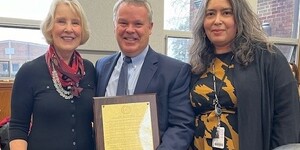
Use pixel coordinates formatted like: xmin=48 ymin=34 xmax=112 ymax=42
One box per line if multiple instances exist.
xmin=71 ymin=100 xmax=74 ymax=103
xmin=73 ymin=142 xmax=76 ymax=145
xmin=72 ymin=114 xmax=75 ymax=118
xmin=72 ymin=129 xmax=75 ymax=132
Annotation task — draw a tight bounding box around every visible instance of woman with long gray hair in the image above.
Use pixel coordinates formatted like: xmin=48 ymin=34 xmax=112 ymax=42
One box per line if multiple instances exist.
xmin=189 ymin=0 xmax=300 ymax=149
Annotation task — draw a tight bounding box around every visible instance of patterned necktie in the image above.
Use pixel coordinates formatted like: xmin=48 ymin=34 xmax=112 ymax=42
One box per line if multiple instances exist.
xmin=116 ymin=56 xmax=132 ymax=96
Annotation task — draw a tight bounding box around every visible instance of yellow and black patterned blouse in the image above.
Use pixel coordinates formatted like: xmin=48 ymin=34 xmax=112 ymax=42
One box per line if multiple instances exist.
xmin=190 ymin=52 xmax=239 ymax=150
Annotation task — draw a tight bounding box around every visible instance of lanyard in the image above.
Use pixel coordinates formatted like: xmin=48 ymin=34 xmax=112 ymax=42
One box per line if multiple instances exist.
xmin=212 ymin=55 xmax=234 ymax=127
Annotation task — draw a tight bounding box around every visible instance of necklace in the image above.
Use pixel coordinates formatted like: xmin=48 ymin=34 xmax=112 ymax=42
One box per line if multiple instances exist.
xmin=51 ymin=65 xmax=74 ymax=99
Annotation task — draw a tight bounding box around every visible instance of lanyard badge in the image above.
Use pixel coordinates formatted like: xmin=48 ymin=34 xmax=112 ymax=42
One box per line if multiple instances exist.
xmin=211 ymin=55 xmax=233 ymax=149
xmin=212 ymin=126 xmax=225 ymax=148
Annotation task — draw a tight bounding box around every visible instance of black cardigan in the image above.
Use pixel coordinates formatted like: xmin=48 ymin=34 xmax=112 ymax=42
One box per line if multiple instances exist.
xmin=9 ymin=55 xmax=96 ymax=150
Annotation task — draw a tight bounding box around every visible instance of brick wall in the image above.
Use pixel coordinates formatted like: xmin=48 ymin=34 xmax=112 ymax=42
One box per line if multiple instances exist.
xmin=257 ymin=0 xmax=295 ymax=37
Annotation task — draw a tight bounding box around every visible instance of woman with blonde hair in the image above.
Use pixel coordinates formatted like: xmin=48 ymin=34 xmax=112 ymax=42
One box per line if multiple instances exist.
xmin=9 ymin=0 xmax=95 ymax=149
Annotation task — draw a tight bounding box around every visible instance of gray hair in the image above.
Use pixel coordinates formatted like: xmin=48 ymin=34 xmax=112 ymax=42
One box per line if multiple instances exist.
xmin=113 ymin=0 xmax=153 ymax=25
xmin=189 ymin=0 xmax=272 ymax=75
xmin=40 ymin=0 xmax=90 ymax=45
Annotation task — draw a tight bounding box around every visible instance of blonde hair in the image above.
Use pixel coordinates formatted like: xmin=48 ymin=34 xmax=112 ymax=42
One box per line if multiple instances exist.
xmin=40 ymin=0 xmax=90 ymax=45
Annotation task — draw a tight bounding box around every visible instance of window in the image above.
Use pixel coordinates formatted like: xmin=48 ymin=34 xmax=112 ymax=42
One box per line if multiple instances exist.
xmin=12 ymin=64 xmax=19 ymax=72
xmin=164 ymin=0 xmax=194 ymax=62
xmin=0 ymin=61 xmax=9 ymax=77
xmin=164 ymin=0 xmax=191 ymax=31
xmin=166 ymin=37 xmax=191 ymax=62
xmin=0 ymin=27 xmax=46 ymax=45
xmin=0 ymin=0 xmax=51 ymax=79
xmin=275 ymin=44 xmax=298 ymax=63
xmin=0 ymin=27 xmax=47 ymax=78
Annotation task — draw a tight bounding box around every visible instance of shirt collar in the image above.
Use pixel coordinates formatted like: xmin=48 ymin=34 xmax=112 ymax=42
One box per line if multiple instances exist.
xmin=119 ymin=45 xmax=149 ymax=65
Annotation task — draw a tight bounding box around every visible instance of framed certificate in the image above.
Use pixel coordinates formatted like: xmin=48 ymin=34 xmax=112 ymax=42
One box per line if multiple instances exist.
xmin=93 ymin=93 xmax=160 ymax=150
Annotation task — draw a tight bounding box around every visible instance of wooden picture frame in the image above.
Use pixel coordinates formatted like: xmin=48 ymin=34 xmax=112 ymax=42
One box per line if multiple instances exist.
xmin=93 ymin=93 xmax=160 ymax=150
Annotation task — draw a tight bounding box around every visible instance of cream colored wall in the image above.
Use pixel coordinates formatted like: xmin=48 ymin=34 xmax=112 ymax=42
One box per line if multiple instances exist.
xmin=247 ymin=0 xmax=257 ymax=12
xmin=79 ymin=0 xmax=116 ymax=51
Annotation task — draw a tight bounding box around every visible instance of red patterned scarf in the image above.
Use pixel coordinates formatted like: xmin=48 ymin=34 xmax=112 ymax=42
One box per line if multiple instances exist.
xmin=45 ymin=45 xmax=85 ymax=98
